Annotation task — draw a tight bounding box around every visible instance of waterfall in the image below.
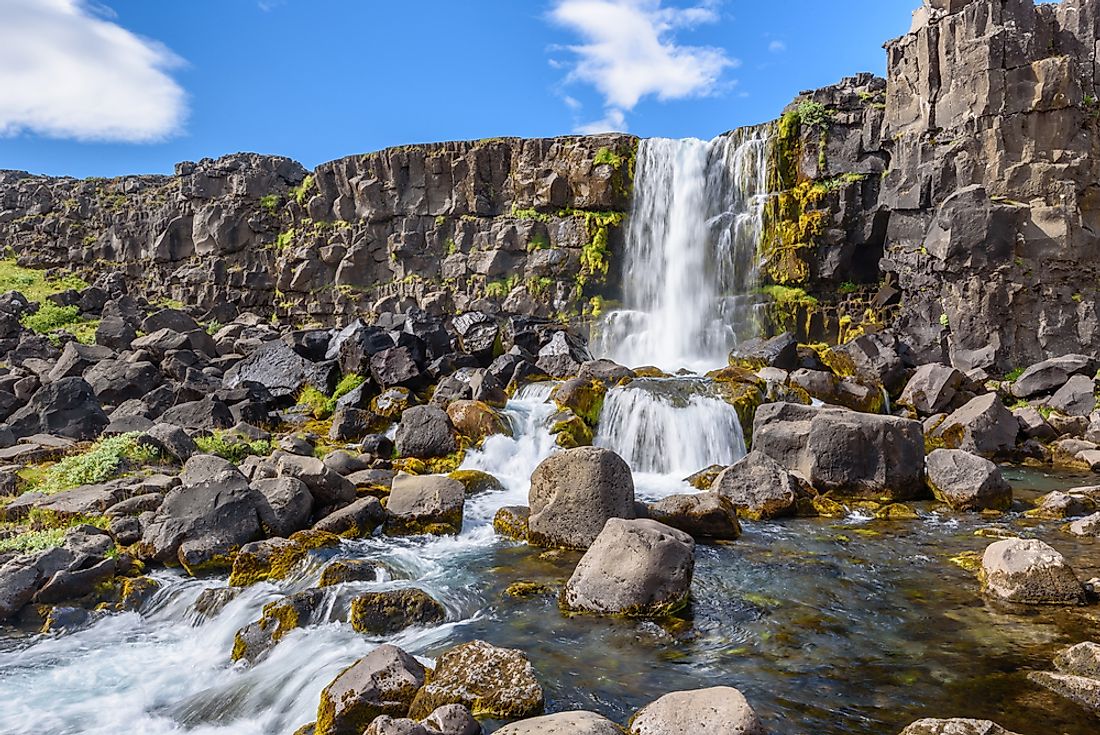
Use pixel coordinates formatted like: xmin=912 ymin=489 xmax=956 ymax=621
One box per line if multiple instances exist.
xmin=594 ymin=127 xmax=771 ymax=373
xmin=594 ymin=378 xmax=747 ymax=480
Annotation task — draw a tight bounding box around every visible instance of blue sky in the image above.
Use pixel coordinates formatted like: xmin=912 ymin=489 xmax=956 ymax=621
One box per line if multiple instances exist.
xmin=0 ymin=0 xmax=917 ymax=178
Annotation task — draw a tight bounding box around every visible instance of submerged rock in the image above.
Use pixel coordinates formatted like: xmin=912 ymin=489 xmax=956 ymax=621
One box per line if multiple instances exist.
xmin=980 ymin=538 xmax=1086 ymax=605
xmin=315 ymin=644 xmax=427 ymax=735
xmin=561 ymin=518 xmax=694 ymax=617
xmin=527 ymin=446 xmax=634 ymax=549
xmin=925 ymin=449 xmax=1012 ymax=512
xmin=645 ymin=492 xmax=741 ymax=540
xmin=407 ymin=639 xmax=544 ymax=720
xmin=629 ymin=686 xmax=766 ymax=735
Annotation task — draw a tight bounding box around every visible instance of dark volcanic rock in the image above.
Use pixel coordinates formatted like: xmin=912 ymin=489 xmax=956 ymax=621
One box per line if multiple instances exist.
xmin=8 ymin=377 xmax=108 ymax=441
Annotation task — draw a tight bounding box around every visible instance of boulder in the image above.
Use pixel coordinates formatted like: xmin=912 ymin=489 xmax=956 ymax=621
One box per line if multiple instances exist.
xmin=408 ymin=640 xmax=544 ymax=719
xmin=420 ymin=704 xmax=481 ymax=735
xmin=711 ymin=451 xmax=801 ymax=520
xmin=385 ymin=474 xmax=465 ymax=536
xmin=224 ymin=339 xmax=336 ymax=399
xmin=1067 ymin=511 xmax=1100 ymax=536
xmin=980 ymin=538 xmax=1086 ymax=605
xmin=1011 ymin=354 xmax=1095 ymax=398
xmin=729 ymin=332 xmax=798 ymax=370
xmin=313 ymin=496 xmax=385 ymax=537
xmin=446 ymin=400 xmax=509 ymax=442
xmin=395 ymin=405 xmax=457 ymax=459
xmin=232 ymin=589 xmax=323 ymax=664
xmin=276 ymin=453 xmax=356 ymax=507
xmin=1028 ymin=490 xmax=1097 ymax=520
xmin=136 ymin=455 xmax=264 ymax=572
xmin=898 ymin=721 xmax=1022 ymax=735
xmin=925 ymin=449 xmax=1012 ymax=511
xmin=1047 ymin=374 xmax=1097 ymax=417
xmin=315 ymin=644 xmax=427 ymax=735
xmin=561 ymin=518 xmax=694 ymax=617
xmin=7 ymin=377 xmax=108 ymax=441
xmin=370 ymin=346 xmax=427 ymax=390
xmin=645 ymin=492 xmax=741 ymax=540
xmin=1055 ymin=641 xmax=1100 ymax=678
xmin=1027 ymin=671 xmax=1100 ymax=716
xmin=95 ymin=316 xmax=137 ymax=351
xmin=629 ymin=686 xmax=766 ymax=735
xmin=159 ymin=397 xmax=234 ymax=432
xmin=527 ymin=446 xmax=635 ymax=549
xmin=535 ymin=330 xmax=589 ymax=378
xmin=495 ymin=712 xmax=622 ymax=735
xmin=142 ymin=423 xmax=199 ymax=463
xmin=253 ymin=477 xmax=314 ymax=537
xmin=752 ymin=402 xmax=925 ymax=500
xmin=933 ymin=394 xmax=1018 ymax=457
xmin=899 ymin=363 xmax=966 ymax=415
xmin=84 ymin=359 xmax=162 ymax=405
xmin=349 ymin=588 xmax=446 ymax=634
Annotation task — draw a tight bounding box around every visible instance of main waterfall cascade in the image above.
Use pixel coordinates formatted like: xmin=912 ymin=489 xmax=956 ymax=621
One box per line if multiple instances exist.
xmin=594 ymin=128 xmax=771 ymax=374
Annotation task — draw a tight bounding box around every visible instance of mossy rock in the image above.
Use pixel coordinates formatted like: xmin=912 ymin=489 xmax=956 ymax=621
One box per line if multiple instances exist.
xmin=504 ymin=581 xmax=555 ymax=599
xmin=549 ymin=411 xmax=593 ymax=449
xmin=232 ymin=589 xmax=322 ymax=663
xmin=706 ymin=365 xmax=764 ymax=385
xmin=875 ymin=503 xmax=919 ymax=520
xmin=551 ymin=378 xmax=607 ymax=427
xmin=949 ymin=551 xmax=983 ymax=574
xmin=392 ymin=450 xmax=466 ymax=475
xmin=407 ymin=639 xmax=544 ymax=720
xmin=318 ymin=559 xmax=389 ymax=587
xmin=370 ymin=387 xmax=415 ymax=419
xmin=683 ymin=464 xmax=724 ymax=491
xmin=99 ymin=575 xmax=161 ymax=612
xmin=493 ymin=506 xmax=529 ymax=541
xmin=713 ymin=381 xmax=765 ymax=447
xmin=348 ymin=588 xmax=446 ymax=635
xmin=632 ymin=367 xmax=669 ymax=378
xmin=448 ymin=469 xmax=506 ymax=495
xmin=228 ymin=531 xmax=341 ymax=587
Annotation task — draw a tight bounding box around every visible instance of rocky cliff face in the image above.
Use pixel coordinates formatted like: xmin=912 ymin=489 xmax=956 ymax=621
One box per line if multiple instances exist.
xmin=0 ymin=135 xmax=636 ymax=326
xmin=769 ymin=0 xmax=1100 ymax=371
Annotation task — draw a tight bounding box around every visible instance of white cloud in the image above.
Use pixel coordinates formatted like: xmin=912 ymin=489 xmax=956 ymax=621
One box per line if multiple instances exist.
xmin=0 ymin=0 xmax=187 ymax=142
xmin=551 ymin=0 xmax=736 ymax=128
xmin=575 ymin=108 xmax=627 ymax=134
xmin=768 ymin=40 xmax=786 ymax=53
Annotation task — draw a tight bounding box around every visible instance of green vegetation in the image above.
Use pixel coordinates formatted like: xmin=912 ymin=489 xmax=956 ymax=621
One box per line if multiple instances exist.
xmin=32 ymin=433 xmax=160 ymax=495
xmin=194 ymin=431 xmax=273 ymax=463
xmin=526 ymin=233 xmax=550 ymax=251
xmin=1005 ymin=367 xmax=1025 ymax=382
xmin=577 ymin=211 xmax=624 ymax=287
xmin=260 ymin=194 xmax=281 ymax=212
xmin=485 ymin=275 xmax=519 ymax=299
xmin=296 ymin=374 xmax=367 ymax=419
xmin=0 ymin=258 xmax=88 ymax=302
xmin=594 ymin=147 xmax=624 ymax=167
xmin=939 ymin=313 xmax=950 ymax=327
xmin=796 ymin=100 xmax=833 ymax=129
xmin=292 ymin=175 xmax=315 ymax=205
xmin=275 ymin=229 xmax=296 ymax=252
xmin=0 ymin=513 xmax=110 ymax=554
xmin=445 ymin=238 xmax=459 ymax=256
xmin=21 ymin=301 xmax=81 ymax=334
xmin=526 ymin=276 xmax=554 ymax=298
xmin=838 ymin=281 xmax=860 ymax=295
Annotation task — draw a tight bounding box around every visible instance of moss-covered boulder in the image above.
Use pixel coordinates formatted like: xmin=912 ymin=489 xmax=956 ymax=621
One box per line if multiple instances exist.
xmin=551 ymin=378 xmax=607 ymax=427
xmin=315 ymin=644 xmax=427 ymax=735
xmin=349 ymin=588 xmax=446 ymax=635
xmin=446 ymin=400 xmax=511 ymax=443
xmin=493 ymin=506 xmax=530 ymax=541
xmin=318 ymin=559 xmax=391 ymax=587
xmin=232 ymin=589 xmax=323 ymax=664
xmin=448 ymin=469 xmax=506 ymax=496
xmin=228 ymin=530 xmax=341 ymax=587
xmin=549 ymin=410 xmax=593 ymax=449
xmin=407 ymin=639 xmax=544 ymax=719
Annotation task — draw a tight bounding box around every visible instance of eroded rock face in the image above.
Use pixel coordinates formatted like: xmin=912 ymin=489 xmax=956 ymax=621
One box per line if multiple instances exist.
xmin=561 ymin=518 xmax=695 ymax=617
xmin=629 ymin=687 xmax=766 ymax=735
xmin=980 ymin=538 xmax=1086 ymax=605
xmin=407 ymin=640 xmax=544 ymax=720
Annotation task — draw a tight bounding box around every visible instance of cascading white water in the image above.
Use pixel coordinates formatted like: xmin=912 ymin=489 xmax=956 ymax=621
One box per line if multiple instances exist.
xmin=594 ymin=378 xmax=746 ymax=484
xmin=594 ymin=128 xmax=770 ymax=373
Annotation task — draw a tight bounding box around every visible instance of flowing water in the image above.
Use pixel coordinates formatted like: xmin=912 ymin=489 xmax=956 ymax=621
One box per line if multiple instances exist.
xmin=594 ymin=129 xmax=770 ymax=373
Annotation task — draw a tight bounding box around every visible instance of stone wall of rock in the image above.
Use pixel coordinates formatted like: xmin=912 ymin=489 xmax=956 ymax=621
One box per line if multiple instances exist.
xmin=0 ymin=135 xmax=636 ymax=326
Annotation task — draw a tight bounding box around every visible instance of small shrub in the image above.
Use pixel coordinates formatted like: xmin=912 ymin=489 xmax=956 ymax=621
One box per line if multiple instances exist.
xmin=259 ymin=194 xmax=281 ymax=212
xmin=1005 ymin=367 xmax=1025 ymax=382
xmin=838 ymin=281 xmax=859 ymax=295
xmin=796 ymin=100 xmax=833 ymax=129
xmin=35 ymin=433 xmax=159 ymax=495
xmin=594 ymin=147 xmax=623 ymax=168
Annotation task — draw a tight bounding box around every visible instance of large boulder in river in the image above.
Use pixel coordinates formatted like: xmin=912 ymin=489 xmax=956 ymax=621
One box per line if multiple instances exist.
xmin=629 ymin=686 xmax=766 ymax=735
xmin=7 ymin=377 xmax=108 ymax=441
xmin=408 ymin=639 xmax=544 ymax=719
xmin=349 ymin=588 xmax=446 ymax=634
xmin=646 ymin=492 xmax=741 ymax=540
xmin=925 ymin=449 xmax=1012 ymax=511
xmin=932 ymin=394 xmax=1018 ymax=457
xmin=711 ymin=451 xmax=801 ymax=520
xmin=980 ymin=538 xmax=1086 ymax=605
xmin=527 ymin=446 xmax=635 ymax=549
xmin=561 ymin=518 xmax=694 ymax=617
xmin=385 ymin=474 xmax=465 ymax=536
xmin=316 ymin=644 xmax=427 ymax=735
xmin=752 ymin=402 xmax=925 ymax=500
xmin=1011 ymin=354 xmax=1095 ymax=398
xmin=395 ymin=405 xmax=458 ymax=459
xmin=275 ymin=453 xmax=356 ymax=507
xmin=898 ymin=720 xmax=1023 ymax=735
xmin=136 ymin=455 xmax=264 ymax=573
xmin=495 ymin=712 xmax=622 ymax=735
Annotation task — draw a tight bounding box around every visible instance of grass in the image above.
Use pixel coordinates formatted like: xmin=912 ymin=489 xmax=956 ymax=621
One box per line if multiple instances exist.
xmin=260 ymin=194 xmax=281 ymax=212
xmin=21 ymin=301 xmax=81 ymax=334
xmin=0 ymin=258 xmax=88 ymax=303
xmin=194 ymin=431 xmax=273 ymax=464
xmin=1005 ymin=367 xmax=1025 ymax=382
xmin=292 ymin=175 xmax=315 ymax=206
xmin=296 ymin=374 xmax=367 ymax=420
xmin=32 ymin=433 xmax=160 ymax=495
xmin=0 ymin=511 xmax=110 ymax=554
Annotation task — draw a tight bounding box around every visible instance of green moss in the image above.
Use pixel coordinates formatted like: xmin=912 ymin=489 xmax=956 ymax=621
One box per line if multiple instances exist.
xmin=33 ymin=433 xmax=159 ymax=495
xmin=577 ymin=210 xmax=624 ymax=287
xmin=549 ymin=413 xmax=593 ymax=449
xmin=194 ymin=431 xmax=272 ymax=463
xmin=259 ymin=194 xmax=281 ymax=212
xmin=298 ymin=385 xmax=335 ymax=420
xmin=485 ymin=275 xmax=519 ymax=299
xmin=228 ymin=531 xmax=340 ymax=587
xmin=292 ymin=175 xmax=315 ymax=206
xmin=493 ymin=507 xmax=528 ymax=541
xmin=594 ymin=147 xmax=624 ymax=167
xmin=275 ymin=228 xmax=296 ymax=252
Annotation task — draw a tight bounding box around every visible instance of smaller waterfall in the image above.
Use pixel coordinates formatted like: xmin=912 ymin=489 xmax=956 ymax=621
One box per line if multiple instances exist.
xmin=594 ymin=378 xmax=746 ymax=479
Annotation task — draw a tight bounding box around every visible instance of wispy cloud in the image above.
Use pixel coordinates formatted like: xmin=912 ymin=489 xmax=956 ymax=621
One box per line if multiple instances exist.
xmin=574 ymin=107 xmax=627 ymax=134
xmin=768 ymin=40 xmax=786 ymax=53
xmin=550 ymin=0 xmax=736 ymax=133
xmin=0 ymin=0 xmax=187 ymax=143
